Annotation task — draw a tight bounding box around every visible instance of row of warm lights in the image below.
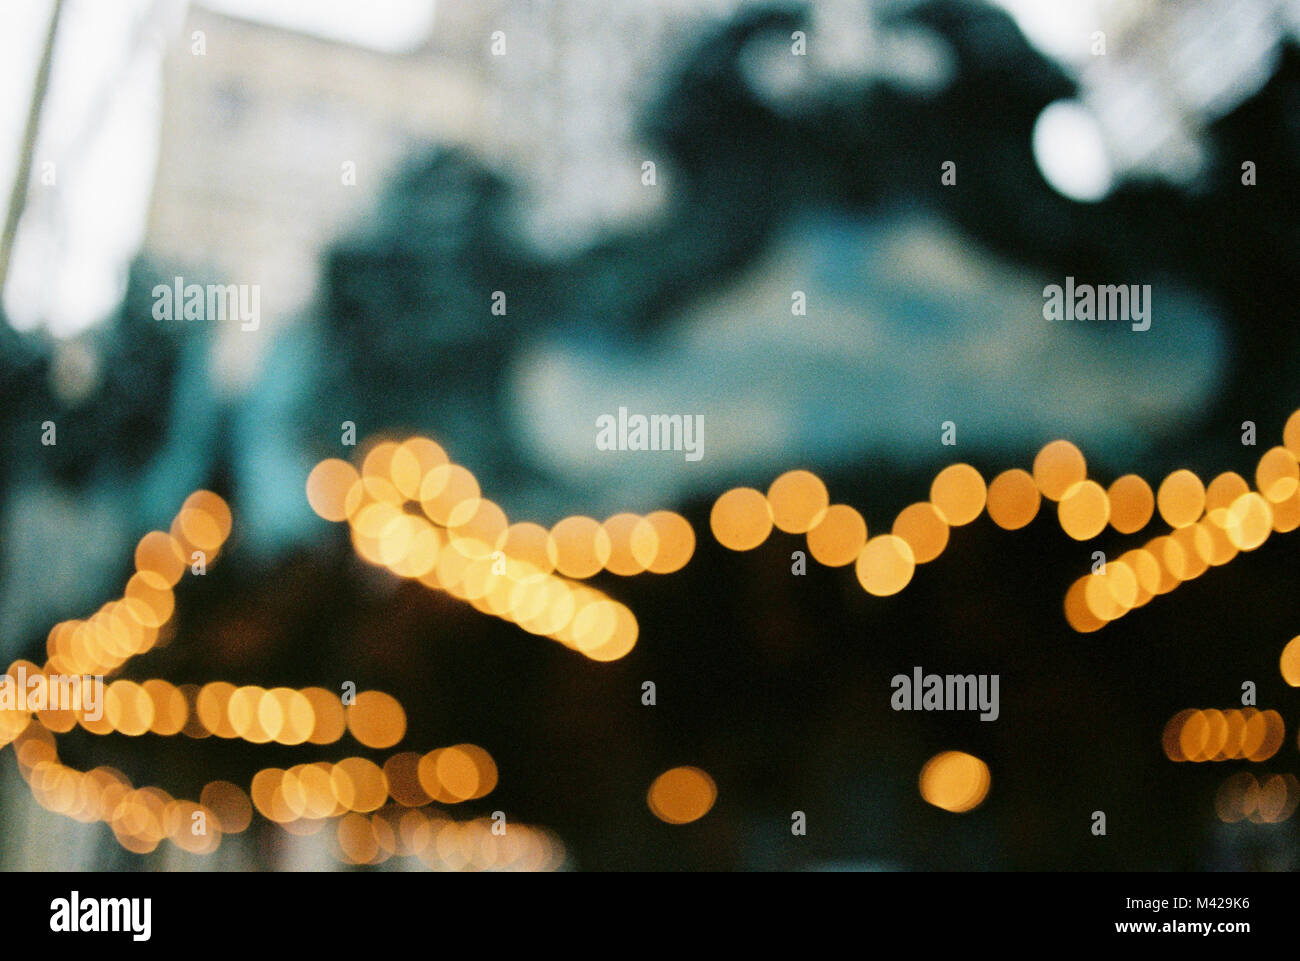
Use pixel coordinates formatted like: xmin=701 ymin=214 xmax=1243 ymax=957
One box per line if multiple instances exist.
xmin=1067 ymin=478 xmax=1297 ymax=632
xmin=1161 ymin=708 xmax=1286 ymax=762
xmin=307 ymin=436 xmax=663 ymax=661
xmin=1214 ymin=772 xmax=1300 ymax=824
xmin=43 ymin=491 xmax=231 ymax=679
xmin=307 ymin=436 xmax=697 ymax=578
xmin=15 ymin=714 xmax=505 ymax=857
xmin=9 ymin=665 xmax=406 ymax=750
xmin=708 ymin=410 xmax=1300 ymax=605
xmin=919 ymin=750 xmax=991 ymax=813
xmin=1066 ymin=413 xmax=1300 ymax=630
xmin=250 ymin=744 xmax=497 ymax=824
xmin=334 ymin=807 xmax=566 ymax=870
xmin=16 ymin=722 xmax=213 ymax=855
xmin=18 ymin=485 xmax=515 ymax=856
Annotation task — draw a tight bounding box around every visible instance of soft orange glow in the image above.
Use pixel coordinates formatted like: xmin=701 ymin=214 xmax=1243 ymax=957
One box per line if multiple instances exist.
xmin=1058 ymin=480 xmax=1109 ymax=540
xmin=331 ymin=757 xmax=389 ymax=813
xmin=196 ymin=682 xmax=237 ymax=738
xmin=644 ymin=511 xmax=695 ymax=574
xmin=891 ymin=502 xmax=949 ymax=563
xmin=1032 ymin=440 xmax=1086 ymax=501
xmin=1257 ymin=446 xmax=1300 ymax=503
xmin=1285 ymin=409 xmax=1300 ymax=458
xmin=1248 ymin=710 xmax=1285 ymax=761
xmin=1106 ymin=475 xmax=1154 ymax=534
xmin=200 ymin=780 xmax=253 ymax=833
xmin=1064 ymin=575 xmax=1106 ymax=633
xmin=302 ymin=687 xmax=347 ymax=745
xmin=1156 ymin=469 xmax=1205 ymax=529
xmin=805 ymin=504 xmax=867 ymax=567
xmin=930 ymin=463 xmax=986 ymax=526
xmin=496 ymin=522 xmax=556 ymax=580
xmin=346 ymin=690 xmax=407 ymax=750
xmin=602 ymin=513 xmax=659 ymax=575
xmin=133 ymin=531 xmax=187 ymax=586
xmin=1281 ymin=636 xmax=1300 ymax=686
xmin=548 ymin=516 xmax=612 ymax=579
xmin=448 ymin=499 xmax=509 ymax=561
xmin=419 ymin=464 xmax=481 ymax=528
xmin=434 ymin=746 xmax=480 ymax=801
xmin=766 ymin=470 xmax=829 ymax=534
xmin=710 ymin=488 xmax=773 ymax=552
xmin=919 ymin=751 xmax=989 ymax=812
xmin=383 ymin=752 xmax=432 ymax=807
xmin=1162 ymin=709 xmax=1197 ymax=761
xmin=337 ymin=812 xmax=379 ymax=864
xmin=986 ymin=468 xmax=1040 ymax=530
xmin=1224 ymin=492 xmax=1273 ymax=550
xmin=855 ymin=535 xmax=915 ymax=596
xmin=647 ymin=766 xmax=717 ymax=824
xmin=306 ymin=459 xmax=362 ymax=523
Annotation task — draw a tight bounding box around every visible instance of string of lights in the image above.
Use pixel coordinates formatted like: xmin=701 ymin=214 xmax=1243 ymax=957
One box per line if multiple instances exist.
xmin=6 ymin=409 xmax=1300 ymax=861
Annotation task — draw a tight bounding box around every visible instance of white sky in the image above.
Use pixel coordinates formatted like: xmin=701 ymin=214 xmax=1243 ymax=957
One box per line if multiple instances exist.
xmin=0 ymin=0 xmax=435 ymax=339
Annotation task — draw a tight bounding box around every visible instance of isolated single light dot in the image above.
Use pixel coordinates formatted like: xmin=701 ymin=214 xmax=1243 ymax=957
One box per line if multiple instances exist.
xmin=1106 ymin=474 xmax=1154 ymax=534
xmin=1281 ymin=637 xmax=1300 ymax=686
xmin=1256 ymin=446 xmax=1300 ymax=502
xmin=1058 ymin=480 xmax=1109 ymax=540
xmin=892 ymin=502 xmax=949 ymax=563
xmin=1032 ymin=99 xmax=1113 ymax=202
xmin=930 ymin=463 xmax=986 ymax=526
xmin=766 ymin=469 xmax=829 ymax=534
xmin=710 ymin=488 xmax=774 ymax=551
xmin=805 ymin=504 xmax=867 ymax=567
xmin=987 ymin=468 xmax=1040 ymax=530
xmin=919 ymin=751 xmax=990 ymax=813
xmin=855 ymin=534 xmax=916 ymax=596
xmin=1157 ymin=469 xmax=1205 ymax=529
xmin=1032 ymin=440 xmax=1086 ymax=502
xmin=647 ymin=766 xmax=717 ymax=824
